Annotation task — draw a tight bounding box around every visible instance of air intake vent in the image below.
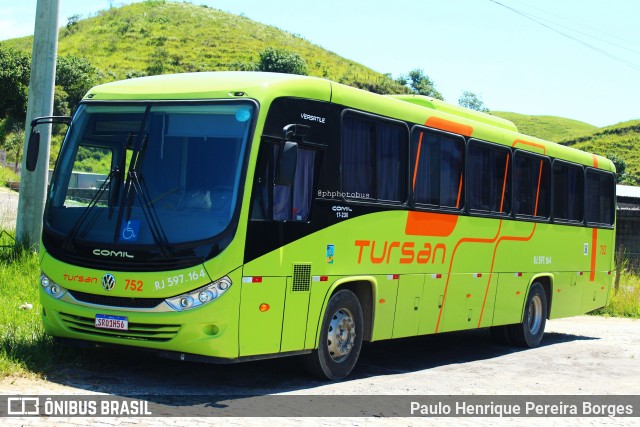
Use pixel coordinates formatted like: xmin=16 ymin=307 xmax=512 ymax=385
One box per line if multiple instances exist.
xmin=292 ymin=264 xmax=311 ymax=292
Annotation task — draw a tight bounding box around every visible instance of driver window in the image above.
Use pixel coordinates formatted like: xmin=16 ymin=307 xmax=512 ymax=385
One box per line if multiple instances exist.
xmin=63 ymin=145 xmax=113 ymax=208
xmin=251 ymin=143 xmax=317 ymax=222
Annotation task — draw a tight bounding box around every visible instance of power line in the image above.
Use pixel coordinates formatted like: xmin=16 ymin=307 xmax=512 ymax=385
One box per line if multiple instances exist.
xmin=508 ymin=0 xmax=640 ymax=50
xmin=506 ymin=0 xmax=640 ymax=56
xmin=487 ymin=0 xmax=640 ymax=73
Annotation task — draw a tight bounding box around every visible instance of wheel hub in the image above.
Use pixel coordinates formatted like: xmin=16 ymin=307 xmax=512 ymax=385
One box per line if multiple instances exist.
xmin=327 ymin=308 xmax=356 ymax=362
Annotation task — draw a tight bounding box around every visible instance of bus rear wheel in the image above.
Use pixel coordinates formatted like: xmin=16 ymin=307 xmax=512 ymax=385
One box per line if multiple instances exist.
xmin=304 ymin=289 xmax=363 ymax=380
xmin=507 ymin=282 xmax=547 ymax=348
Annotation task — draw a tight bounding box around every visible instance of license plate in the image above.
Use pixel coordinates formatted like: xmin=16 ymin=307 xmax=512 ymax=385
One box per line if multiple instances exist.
xmin=95 ymin=314 xmax=128 ymax=331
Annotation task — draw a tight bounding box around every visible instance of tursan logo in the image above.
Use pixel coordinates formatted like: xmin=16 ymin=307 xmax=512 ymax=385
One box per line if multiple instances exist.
xmin=93 ymin=249 xmax=134 ymax=258
xmin=102 ymin=274 xmax=116 ymax=291
xmin=300 ymin=113 xmax=325 ymax=124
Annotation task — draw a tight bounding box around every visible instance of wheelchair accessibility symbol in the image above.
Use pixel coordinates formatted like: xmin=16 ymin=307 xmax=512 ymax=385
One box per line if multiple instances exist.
xmin=120 ymin=220 xmax=140 ymax=242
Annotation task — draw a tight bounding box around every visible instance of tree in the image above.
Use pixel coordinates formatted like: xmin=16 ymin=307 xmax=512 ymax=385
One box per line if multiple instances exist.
xmin=458 ymin=91 xmax=489 ymax=112
xmin=56 ymin=55 xmax=97 ymax=112
xmin=607 ymin=154 xmax=637 ymax=185
xmin=258 ymin=47 xmax=308 ymax=75
xmin=398 ymin=68 xmax=443 ymax=100
xmin=0 ymin=46 xmax=30 ymax=124
xmin=66 ymin=14 xmax=81 ymax=33
xmin=0 ymin=48 xmax=96 ymax=124
xmin=2 ymin=125 xmax=25 ymax=172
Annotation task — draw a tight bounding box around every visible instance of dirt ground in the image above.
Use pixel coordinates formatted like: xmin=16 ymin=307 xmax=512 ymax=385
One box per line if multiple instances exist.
xmin=1 ymin=315 xmax=639 ymax=426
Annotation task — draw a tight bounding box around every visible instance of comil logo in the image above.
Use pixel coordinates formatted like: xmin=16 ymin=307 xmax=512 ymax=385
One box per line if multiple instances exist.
xmin=93 ymin=249 xmax=134 ymax=258
xmin=102 ymin=274 xmax=116 ymax=291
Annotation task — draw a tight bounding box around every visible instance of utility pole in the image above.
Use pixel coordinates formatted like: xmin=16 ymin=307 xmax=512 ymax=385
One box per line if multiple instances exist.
xmin=15 ymin=0 xmax=60 ymax=249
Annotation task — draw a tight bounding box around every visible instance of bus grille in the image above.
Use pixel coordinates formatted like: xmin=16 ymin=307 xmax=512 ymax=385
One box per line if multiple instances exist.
xmin=68 ymin=290 xmax=165 ymax=309
xmin=59 ymin=312 xmax=181 ymax=342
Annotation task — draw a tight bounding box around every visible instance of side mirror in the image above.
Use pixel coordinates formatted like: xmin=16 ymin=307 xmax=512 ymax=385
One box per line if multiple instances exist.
xmin=25 ymin=115 xmax=72 ymax=172
xmin=26 ymin=130 xmax=41 ymax=172
xmin=275 ymin=141 xmax=298 ymax=186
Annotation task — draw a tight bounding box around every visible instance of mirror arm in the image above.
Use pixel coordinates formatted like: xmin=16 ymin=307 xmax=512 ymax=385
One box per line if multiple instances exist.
xmin=30 ymin=115 xmax=72 ymax=128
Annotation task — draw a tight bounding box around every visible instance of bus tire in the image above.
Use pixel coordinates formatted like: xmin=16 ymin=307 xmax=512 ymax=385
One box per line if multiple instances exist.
xmin=304 ymin=289 xmax=363 ymax=380
xmin=507 ymin=282 xmax=547 ymax=348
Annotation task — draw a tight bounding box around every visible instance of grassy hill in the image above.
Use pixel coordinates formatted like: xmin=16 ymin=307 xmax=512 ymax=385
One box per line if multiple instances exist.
xmin=560 ymin=120 xmax=640 ymax=181
xmin=491 ymin=111 xmax=597 ymax=142
xmin=1 ymin=0 xmax=398 ymax=90
xmin=2 ymin=1 xmax=638 ymax=182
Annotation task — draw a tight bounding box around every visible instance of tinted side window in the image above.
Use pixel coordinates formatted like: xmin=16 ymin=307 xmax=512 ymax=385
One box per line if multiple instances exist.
xmin=514 ymin=152 xmax=550 ymax=218
xmin=342 ymin=114 xmax=407 ymax=203
xmin=411 ymin=128 xmax=464 ymax=209
xmin=553 ymin=161 xmax=583 ymax=222
xmin=251 ymin=144 xmax=317 ymax=222
xmin=468 ymin=140 xmax=511 ymax=214
xmin=585 ymin=169 xmax=615 ymax=226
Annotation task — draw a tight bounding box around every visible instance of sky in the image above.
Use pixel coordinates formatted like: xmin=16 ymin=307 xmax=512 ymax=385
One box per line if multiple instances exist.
xmin=1 ymin=0 xmax=640 ymax=127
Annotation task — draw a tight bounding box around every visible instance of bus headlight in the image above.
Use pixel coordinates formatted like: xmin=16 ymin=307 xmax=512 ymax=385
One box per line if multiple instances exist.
xmin=165 ymin=276 xmax=232 ymax=311
xmin=40 ymin=273 xmax=68 ymax=300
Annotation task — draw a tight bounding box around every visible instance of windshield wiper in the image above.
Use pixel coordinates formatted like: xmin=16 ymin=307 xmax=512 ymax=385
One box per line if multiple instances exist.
xmin=62 ymin=166 xmax=119 ymax=250
xmin=114 ymin=132 xmax=173 ymax=257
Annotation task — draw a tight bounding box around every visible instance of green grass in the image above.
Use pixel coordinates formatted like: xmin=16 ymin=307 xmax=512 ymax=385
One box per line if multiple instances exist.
xmin=0 ymin=241 xmax=51 ymax=377
xmin=491 ymin=111 xmax=597 ymax=142
xmin=591 ymin=269 xmax=640 ymax=318
xmin=0 ymin=166 xmax=19 ymax=187
xmin=0 ymin=238 xmax=104 ymax=378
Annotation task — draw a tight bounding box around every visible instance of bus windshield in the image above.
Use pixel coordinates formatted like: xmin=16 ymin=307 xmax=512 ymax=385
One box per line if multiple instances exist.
xmin=45 ymin=101 xmax=255 ymax=253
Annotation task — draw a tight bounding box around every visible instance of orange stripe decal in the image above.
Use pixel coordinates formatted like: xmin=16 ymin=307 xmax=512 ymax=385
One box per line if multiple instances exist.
xmin=435 ymin=221 xmax=503 ymax=333
xmin=476 ymin=223 xmax=537 ymax=328
xmin=426 ymin=116 xmax=473 ymax=137
xmin=456 ymin=173 xmax=463 ymax=209
xmin=590 ymin=228 xmax=598 ymax=281
xmin=512 ymin=139 xmax=546 ymax=154
xmin=499 ymin=153 xmax=510 ymax=213
xmin=405 ymin=211 xmax=458 ymax=237
xmin=534 ymin=160 xmax=543 ymax=216
xmin=592 ymin=154 xmax=599 ymax=168
xmin=412 ymin=132 xmax=424 ymax=191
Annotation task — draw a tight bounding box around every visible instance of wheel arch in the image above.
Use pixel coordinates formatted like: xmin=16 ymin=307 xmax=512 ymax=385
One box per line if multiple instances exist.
xmin=313 ymin=276 xmax=377 ymax=347
xmin=528 ymin=274 xmax=553 ymax=320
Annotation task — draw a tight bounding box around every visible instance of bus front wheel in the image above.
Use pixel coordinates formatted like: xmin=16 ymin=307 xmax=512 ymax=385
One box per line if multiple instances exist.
xmin=304 ymin=289 xmax=363 ymax=380
xmin=508 ymin=282 xmax=547 ymax=348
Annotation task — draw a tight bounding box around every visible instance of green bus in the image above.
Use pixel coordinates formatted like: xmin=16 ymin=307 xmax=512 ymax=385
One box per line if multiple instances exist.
xmin=31 ymin=72 xmax=615 ymax=379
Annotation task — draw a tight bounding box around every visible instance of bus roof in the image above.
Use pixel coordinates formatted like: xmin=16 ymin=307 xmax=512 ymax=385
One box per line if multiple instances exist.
xmin=83 ymin=71 xmax=613 ymax=172
xmin=84 ymin=71 xmax=333 ymax=103
xmin=389 ymin=94 xmax=519 ymax=133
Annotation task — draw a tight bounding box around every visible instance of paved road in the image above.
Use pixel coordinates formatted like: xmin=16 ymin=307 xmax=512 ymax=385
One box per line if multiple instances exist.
xmin=0 ymin=187 xmax=18 ymax=230
xmin=1 ymin=316 xmax=639 ymax=426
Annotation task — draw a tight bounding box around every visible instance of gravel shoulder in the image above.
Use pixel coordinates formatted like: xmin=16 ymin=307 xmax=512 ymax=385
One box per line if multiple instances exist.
xmin=1 ymin=316 xmax=639 ymax=425
xmin=0 ymin=187 xmax=19 ymax=230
